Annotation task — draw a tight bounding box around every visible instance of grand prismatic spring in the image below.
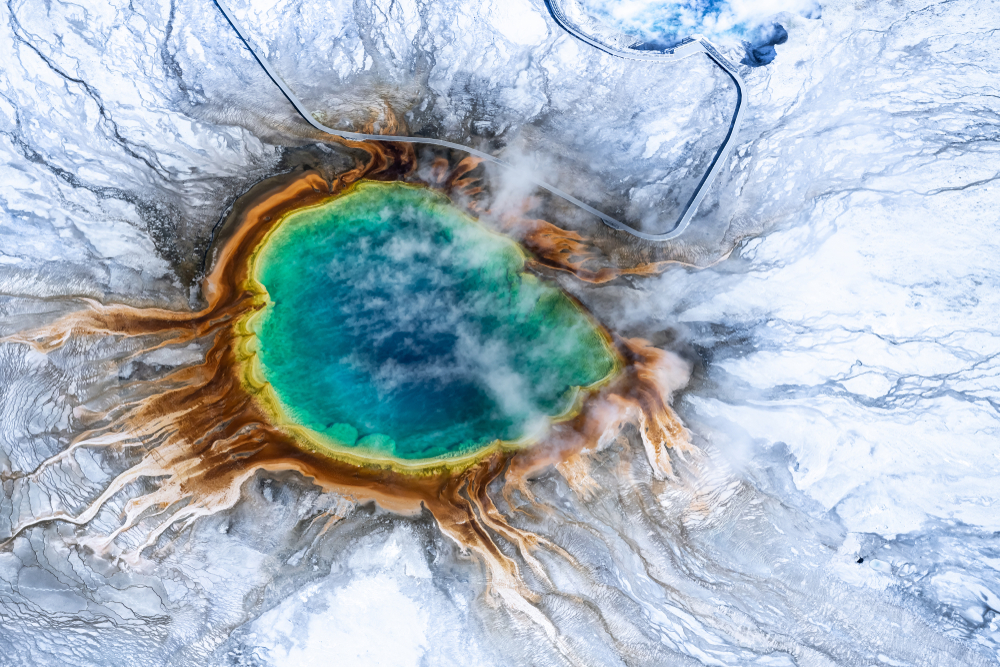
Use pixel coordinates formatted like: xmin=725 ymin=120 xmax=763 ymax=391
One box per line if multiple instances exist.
xmin=238 ymin=181 xmax=619 ymax=468
xmin=3 ymin=155 xmax=693 ymax=641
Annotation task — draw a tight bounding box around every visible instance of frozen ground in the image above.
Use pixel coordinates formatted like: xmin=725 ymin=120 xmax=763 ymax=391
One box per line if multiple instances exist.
xmin=1 ymin=0 xmax=999 ymax=665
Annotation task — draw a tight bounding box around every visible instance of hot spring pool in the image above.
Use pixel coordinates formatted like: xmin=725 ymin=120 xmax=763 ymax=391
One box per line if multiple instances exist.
xmin=236 ymin=181 xmax=619 ymax=467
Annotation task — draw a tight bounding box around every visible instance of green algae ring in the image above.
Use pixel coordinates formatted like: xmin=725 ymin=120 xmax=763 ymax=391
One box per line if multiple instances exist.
xmin=234 ymin=181 xmax=620 ymax=471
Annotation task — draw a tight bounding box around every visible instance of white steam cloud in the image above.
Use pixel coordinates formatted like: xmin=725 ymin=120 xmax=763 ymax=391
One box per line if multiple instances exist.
xmin=581 ymin=0 xmax=820 ymax=42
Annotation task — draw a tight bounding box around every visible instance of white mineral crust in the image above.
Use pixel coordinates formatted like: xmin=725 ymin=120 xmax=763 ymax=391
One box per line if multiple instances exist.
xmin=0 ymin=0 xmax=998 ymax=664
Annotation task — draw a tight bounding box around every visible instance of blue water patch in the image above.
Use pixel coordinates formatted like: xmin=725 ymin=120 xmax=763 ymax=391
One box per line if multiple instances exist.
xmin=742 ymin=23 xmax=788 ymax=67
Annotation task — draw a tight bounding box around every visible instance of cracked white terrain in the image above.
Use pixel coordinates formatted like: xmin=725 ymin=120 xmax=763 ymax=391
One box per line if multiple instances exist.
xmin=1 ymin=0 xmax=999 ymax=665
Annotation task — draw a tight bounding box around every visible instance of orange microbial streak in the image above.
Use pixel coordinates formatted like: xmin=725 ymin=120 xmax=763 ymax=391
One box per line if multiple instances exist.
xmin=4 ymin=138 xmax=693 ymax=629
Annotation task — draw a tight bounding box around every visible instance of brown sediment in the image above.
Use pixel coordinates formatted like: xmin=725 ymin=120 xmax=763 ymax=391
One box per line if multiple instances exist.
xmin=508 ymin=216 xmax=681 ymax=284
xmin=430 ymin=155 xmax=713 ymax=284
xmin=6 ymin=140 xmax=693 ymax=632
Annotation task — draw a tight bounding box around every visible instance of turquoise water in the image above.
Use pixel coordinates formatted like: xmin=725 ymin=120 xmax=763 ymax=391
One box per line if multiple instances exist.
xmin=247 ymin=182 xmax=617 ymax=462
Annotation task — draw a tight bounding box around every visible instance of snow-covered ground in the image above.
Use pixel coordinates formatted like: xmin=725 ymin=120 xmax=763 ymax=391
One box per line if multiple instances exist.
xmin=0 ymin=0 xmax=998 ymax=664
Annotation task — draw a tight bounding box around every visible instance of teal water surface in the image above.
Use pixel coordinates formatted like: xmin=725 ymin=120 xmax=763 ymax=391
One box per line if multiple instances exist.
xmin=248 ymin=181 xmax=617 ymax=462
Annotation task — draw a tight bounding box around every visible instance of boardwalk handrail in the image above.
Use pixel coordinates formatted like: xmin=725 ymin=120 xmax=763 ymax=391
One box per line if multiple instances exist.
xmin=212 ymin=0 xmax=744 ymax=241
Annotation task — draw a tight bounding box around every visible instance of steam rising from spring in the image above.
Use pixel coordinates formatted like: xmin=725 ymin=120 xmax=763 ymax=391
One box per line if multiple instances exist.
xmin=1 ymin=135 xmax=695 ymax=638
